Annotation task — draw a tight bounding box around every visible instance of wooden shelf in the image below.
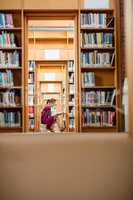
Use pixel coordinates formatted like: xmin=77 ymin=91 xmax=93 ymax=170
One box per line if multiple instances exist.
xmin=82 ymin=86 xmax=115 ymax=89
xmin=0 ymin=106 xmax=22 ymax=109
xmin=81 ymin=67 xmax=115 ymax=70
xmin=0 ymin=67 xmax=22 ymax=70
xmin=81 ymin=47 xmax=115 ymax=51
xmin=80 ymin=9 xmax=114 ymax=13
xmin=0 ymin=27 xmax=22 ymax=31
xmin=0 ymin=86 xmax=22 ymax=89
xmin=80 ymin=27 xmax=114 ymax=32
xmin=0 ymin=47 xmax=22 ymax=50
xmin=82 ymin=125 xmax=116 ymax=128
xmin=82 ymin=105 xmax=115 ymax=109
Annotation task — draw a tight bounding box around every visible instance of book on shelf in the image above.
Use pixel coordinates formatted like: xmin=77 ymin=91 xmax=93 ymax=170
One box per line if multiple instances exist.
xmin=0 ymin=51 xmax=20 ymax=68
xmin=69 ymin=118 xmax=75 ymax=129
xmin=0 ymin=70 xmax=14 ymax=87
xmin=82 ymin=90 xmax=116 ymax=106
xmin=68 ymin=60 xmax=74 ymax=72
xmin=69 ymin=73 xmax=74 ymax=84
xmin=0 ymin=32 xmax=16 ymax=48
xmin=28 ymin=84 xmax=34 ymax=95
xmin=82 ymin=72 xmax=95 ymax=88
xmin=81 ymin=51 xmax=114 ymax=67
xmin=82 ymin=109 xmax=116 ymax=127
xmin=81 ymin=13 xmax=107 ymax=28
xmin=29 ymin=60 xmax=35 ymax=72
xmin=69 ymin=107 xmax=75 ymax=118
xmin=28 ymin=95 xmax=34 ymax=106
xmin=0 ymin=90 xmax=21 ymax=107
xmin=28 ymin=73 xmax=34 ymax=84
xmin=28 ymin=106 xmax=35 ymax=118
xmin=80 ymin=32 xmax=113 ymax=48
xmin=29 ymin=118 xmax=35 ymax=129
xmin=0 ymin=111 xmax=21 ymax=128
xmin=69 ymin=84 xmax=75 ymax=94
xmin=0 ymin=13 xmax=14 ymax=28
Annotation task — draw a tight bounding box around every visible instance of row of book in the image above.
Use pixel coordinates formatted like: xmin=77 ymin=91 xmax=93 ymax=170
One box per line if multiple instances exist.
xmin=0 ymin=51 xmax=20 ymax=67
xmin=29 ymin=118 xmax=35 ymax=129
xmin=0 ymin=111 xmax=21 ymax=127
xmin=69 ymin=107 xmax=75 ymax=118
xmin=82 ymin=110 xmax=116 ymax=127
xmin=82 ymin=90 xmax=115 ymax=106
xmin=81 ymin=32 xmax=113 ymax=48
xmin=29 ymin=60 xmax=35 ymax=72
xmin=28 ymin=73 xmax=34 ymax=84
xmin=82 ymin=72 xmax=95 ymax=88
xmin=81 ymin=13 xmax=108 ymax=28
xmin=0 ymin=32 xmax=16 ymax=48
xmin=68 ymin=60 xmax=74 ymax=72
xmin=0 ymin=70 xmax=14 ymax=87
xmin=81 ymin=51 xmax=114 ymax=67
xmin=0 ymin=13 xmax=14 ymax=28
xmin=0 ymin=91 xmax=21 ymax=107
xmin=69 ymin=73 xmax=74 ymax=84
xmin=69 ymin=118 xmax=75 ymax=129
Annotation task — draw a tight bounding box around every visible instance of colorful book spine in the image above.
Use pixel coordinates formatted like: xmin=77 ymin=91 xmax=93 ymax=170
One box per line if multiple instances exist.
xmin=0 ymin=13 xmax=14 ymax=28
xmin=0 ymin=51 xmax=20 ymax=67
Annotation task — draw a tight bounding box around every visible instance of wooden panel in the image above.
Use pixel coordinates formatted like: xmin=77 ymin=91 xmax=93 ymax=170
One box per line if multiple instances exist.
xmin=23 ymin=0 xmax=79 ymax=10
xmin=0 ymin=0 xmax=22 ymax=9
xmin=125 ymin=0 xmax=133 ymax=136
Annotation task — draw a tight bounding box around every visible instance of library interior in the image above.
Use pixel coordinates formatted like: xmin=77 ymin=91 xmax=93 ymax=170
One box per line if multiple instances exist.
xmin=0 ymin=0 xmax=133 ymax=200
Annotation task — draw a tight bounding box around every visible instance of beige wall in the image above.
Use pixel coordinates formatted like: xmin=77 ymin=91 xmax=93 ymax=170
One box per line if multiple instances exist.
xmin=0 ymin=134 xmax=133 ymax=200
xmin=0 ymin=0 xmax=79 ymax=9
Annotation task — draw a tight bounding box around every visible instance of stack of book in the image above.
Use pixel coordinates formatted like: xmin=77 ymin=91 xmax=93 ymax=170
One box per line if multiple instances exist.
xmin=81 ymin=13 xmax=107 ymax=28
xmin=81 ymin=51 xmax=114 ymax=67
xmin=69 ymin=118 xmax=75 ymax=129
xmin=82 ymin=109 xmax=116 ymax=127
xmin=0 ymin=51 xmax=20 ymax=67
xmin=82 ymin=90 xmax=115 ymax=106
xmin=29 ymin=60 xmax=35 ymax=72
xmin=82 ymin=72 xmax=95 ymax=88
xmin=29 ymin=118 xmax=35 ymax=129
xmin=0 ymin=111 xmax=21 ymax=127
xmin=0 ymin=90 xmax=21 ymax=107
xmin=0 ymin=32 xmax=16 ymax=48
xmin=0 ymin=13 xmax=14 ymax=28
xmin=68 ymin=60 xmax=75 ymax=72
xmin=81 ymin=32 xmax=113 ymax=48
xmin=0 ymin=70 xmax=14 ymax=87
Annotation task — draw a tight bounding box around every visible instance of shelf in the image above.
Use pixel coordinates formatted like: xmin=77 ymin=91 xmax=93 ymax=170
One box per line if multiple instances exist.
xmin=82 ymin=105 xmax=115 ymax=109
xmin=0 ymin=106 xmax=22 ymax=109
xmin=80 ymin=27 xmax=114 ymax=32
xmin=82 ymin=125 xmax=116 ymax=128
xmin=0 ymin=86 xmax=22 ymax=89
xmin=81 ymin=66 xmax=115 ymax=70
xmin=80 ymin=9 xmax=114 ymax=13
xmin=82 ymin=86 xmax=115 ymax=90
xmin=0 ymin=47 xmax=22 ymax=50
xmin=81 ymin=47 xmax=115 ymax=51
xmin=0 ymin=67 xmax=22 ymax=70
xmin=0 ymin=27 xmax=22 ymax=31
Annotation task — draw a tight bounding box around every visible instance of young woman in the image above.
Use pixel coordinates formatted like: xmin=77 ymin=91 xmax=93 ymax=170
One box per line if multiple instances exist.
xmin=41 ymin=98 xmax=57 ymax=131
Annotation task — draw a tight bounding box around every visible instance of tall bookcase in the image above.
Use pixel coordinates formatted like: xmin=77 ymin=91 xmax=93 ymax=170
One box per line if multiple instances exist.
xmin=67 ymin=60 xmax=76 ymax=131
xmin=0 ymin=10 xmax=23 ymax=132
xmin=79 ymin=9 xmax=119 ymax=132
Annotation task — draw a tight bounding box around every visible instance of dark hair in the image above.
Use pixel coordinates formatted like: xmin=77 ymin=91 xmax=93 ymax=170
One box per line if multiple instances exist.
xmin=46 ymin=98 xmax=56 ymax=104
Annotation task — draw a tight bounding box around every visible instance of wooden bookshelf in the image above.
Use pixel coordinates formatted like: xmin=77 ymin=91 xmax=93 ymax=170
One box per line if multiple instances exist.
xmin=0 ymin=10 xmax=23 ymax=132
xmin=67 ymin=60 xmax=76 ymax=131
xmin=79 ymin=8 xmax=119 ymax=132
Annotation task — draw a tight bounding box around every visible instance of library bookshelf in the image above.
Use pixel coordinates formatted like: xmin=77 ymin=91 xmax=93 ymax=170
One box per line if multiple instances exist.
xmin=79 ymin=8 xmax=120 ymax=132
xmin=0 ymin=10 xmax=23 ymax=132
xmin=0 ymin=2 xmax=121 ymax=133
